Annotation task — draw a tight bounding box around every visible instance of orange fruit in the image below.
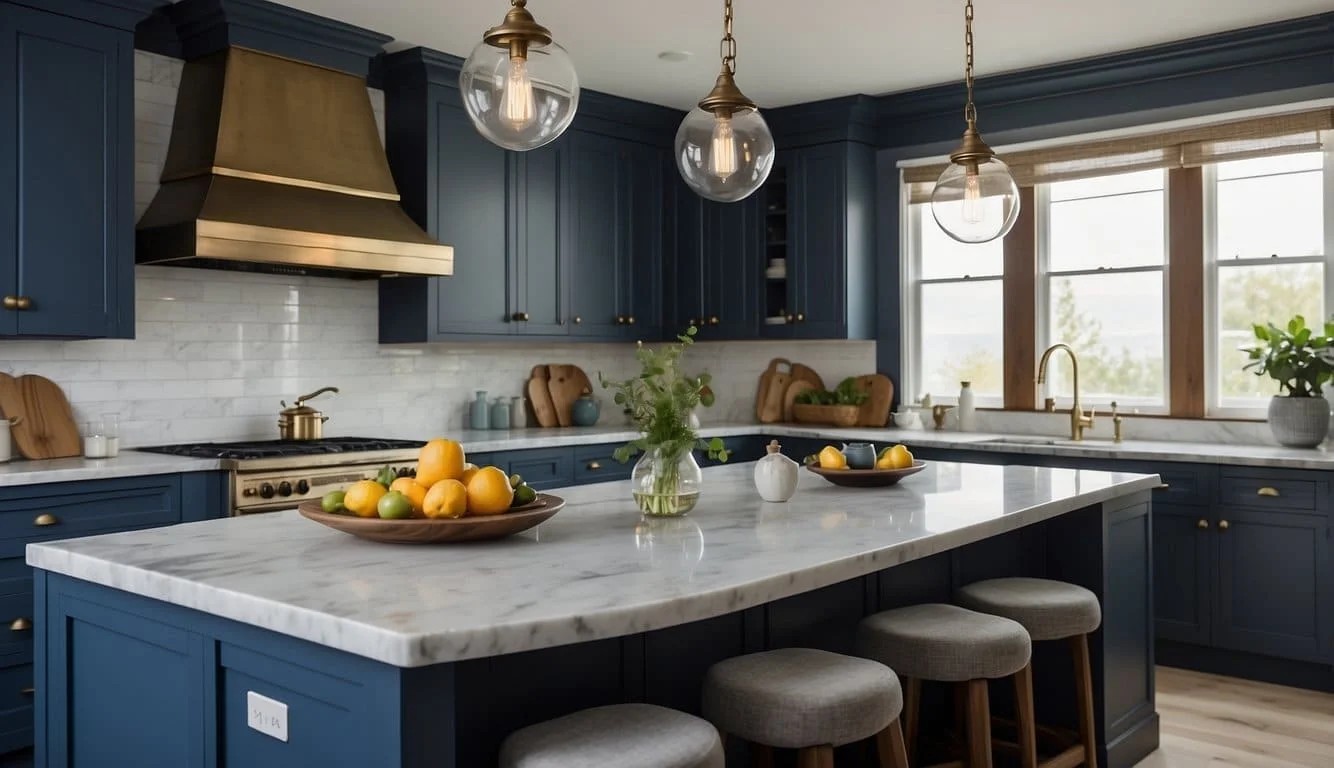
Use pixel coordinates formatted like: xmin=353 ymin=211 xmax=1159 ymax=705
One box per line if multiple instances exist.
xmin=344 ymin=480 xmax=388 ymax=518
xmin=390 ymin=477 xmax=427 ymax=516
xmin=459 ymin=462 xmax=481 ymax=486
xmin=466 ymin=466 xmax=514 ymax=516
xmin=415 ymin=439 xmax=465 ymax=487
xmin=422 ymin=479 xmax=467 ymax=519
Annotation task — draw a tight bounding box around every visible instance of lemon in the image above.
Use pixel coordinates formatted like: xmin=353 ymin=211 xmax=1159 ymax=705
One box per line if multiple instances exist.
xmin=389 ymin=477 xmax=427 ymax=516
xmin=344 ymin=480 xmax=388 ymax=518
xmin=818 ymin=445 xmax=848 ymax=470
xmin=416 ymin=438 xmax=466 ymax=487
xmin=878 ymin=444 xmax=914 ymax=470
xmin=423 ymin=479 xmax=467 ymax=519
xmin=467 ymin=466 xmax=515 ymax=516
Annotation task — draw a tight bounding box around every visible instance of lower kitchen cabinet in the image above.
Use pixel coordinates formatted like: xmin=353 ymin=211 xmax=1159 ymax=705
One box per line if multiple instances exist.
xmin=1214 ymin=507 xmax=1330 ymax=663
xmin=1151 ymin=503 xmax=1212 ymax=646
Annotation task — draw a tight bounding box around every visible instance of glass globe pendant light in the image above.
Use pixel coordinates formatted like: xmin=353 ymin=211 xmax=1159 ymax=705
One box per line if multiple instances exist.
xmin=931 ymin=0 xmax=1020 ymax=244
xmin=459 ymin=0 xmax=579 ymax=151
xmin=674 ymin=0 xmax=775 ymax=202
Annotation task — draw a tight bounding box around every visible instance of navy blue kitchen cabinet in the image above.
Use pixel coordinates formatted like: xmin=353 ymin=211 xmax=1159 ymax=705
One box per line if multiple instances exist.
xmin=0 ymin=1 xmax=137 ymax=339
xmin=760 ymin=142 xmax=875 ymax=340
xmin=670 ymin=184 xmax=762 ymax=341
xmin=511 ymin=140 xmax=569 ymax=336
xmin=564 ymin=132 xmax=664 ymax=341
xmin=1151 ymin=503 xmax=1212 ymax=646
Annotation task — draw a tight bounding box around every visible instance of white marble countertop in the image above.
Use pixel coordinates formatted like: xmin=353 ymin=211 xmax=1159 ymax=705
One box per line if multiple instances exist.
xmin=27 ymin=461 xmax=1158 ymax=667
xmin=1 ymin=421 xmax=1327 ymax=489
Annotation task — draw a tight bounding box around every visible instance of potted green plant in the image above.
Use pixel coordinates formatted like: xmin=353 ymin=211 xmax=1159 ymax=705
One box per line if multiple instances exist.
xmin=1241 ymin=315 xmax=1334 ymax=448
xmin=601 ymin=327 xmax=729 ymax=517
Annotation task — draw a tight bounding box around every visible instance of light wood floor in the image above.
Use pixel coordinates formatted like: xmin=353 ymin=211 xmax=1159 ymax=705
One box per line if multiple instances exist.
xmin=1135 ymin=666 xmax=1334 ymax=767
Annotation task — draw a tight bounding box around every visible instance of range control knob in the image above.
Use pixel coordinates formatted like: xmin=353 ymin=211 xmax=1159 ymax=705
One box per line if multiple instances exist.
xmin=295 ymin=479 xmax=310 ymax=495
xmin=277 ymin=482 xmax=293 ymax=497
xmin=259 ymin=483 xmax=275 ymax=499
xmin=242 ymin=487 xmax=257 ymax=497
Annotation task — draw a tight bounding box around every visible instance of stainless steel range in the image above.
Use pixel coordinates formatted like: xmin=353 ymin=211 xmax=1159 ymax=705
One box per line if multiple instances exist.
xmin=138 ymin=438 xmax=424 ymax=515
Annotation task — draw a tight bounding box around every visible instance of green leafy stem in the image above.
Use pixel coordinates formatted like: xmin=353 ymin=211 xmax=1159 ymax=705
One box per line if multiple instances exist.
xmin=1241 ymin=314 xmax=1334 ymax=398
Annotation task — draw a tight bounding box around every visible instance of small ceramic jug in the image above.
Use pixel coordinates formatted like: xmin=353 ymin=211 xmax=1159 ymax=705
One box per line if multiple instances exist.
xmin=470 ymin=391 xmax=489 ymax=430
xmin=489 ymin=398 xmax=511 ymax=430
xmin=842 ymin=442 xmax=877 ymax=469
xmin=753 ymin=440 xmax=799 ymax=502
xmin=571 ymin=390 xmax=601 ymax=427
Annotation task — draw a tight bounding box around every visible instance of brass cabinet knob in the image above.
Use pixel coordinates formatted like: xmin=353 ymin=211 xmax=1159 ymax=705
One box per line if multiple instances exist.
xmin=786 ymin=314 xmax=795 ymax=324
xmin=708 ymin=316 xmax=719 ymax=326
xmin=20 ymin=687 xmax=33 ymax=696
xmin=510 ymin=311 xmax=530 ymax=322
xmin=626 ymin=315 xmax=636 ymax=325
xmin=1155 ymin=483 xmax=1171 ymax=490
xmin=795 ymin=313 xmax=805 ymax=322
xmin=573 ymin=316 xmax=582 ymax=324
xmin=587 ymin=461 xmax=602 ymax=470
xmin=615 ymin=315 xmax=626 ymax=325
xmin=15 ymin=296 xmax=30 ymax=310
xmin=2 ymin=296 xmax=29 ymax=310
xmin=1218 ymin=520 xmax=1230 ymax=531
xmin=1196 ymin=519 xmax=1209 ymax=530
xmin=34 ymin=513 xmax=58 ymax=527
xmin=9 ymin=617 xmax=32 ymax=631
xmin=1256 ymin=486 xmax=1280 ymax=497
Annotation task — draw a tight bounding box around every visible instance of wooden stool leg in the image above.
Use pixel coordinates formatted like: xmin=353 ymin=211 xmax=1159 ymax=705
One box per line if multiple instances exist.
xmin=751 ymin=742 xmax=775 ymax=768
xmin=1071 ymin=634 xmax=1099 ymax=768
xmin=796 ymin=744 xmax=834 ymax=768
xmin=876 ymin=717 xmax=910 ymax=768
xmin=1013 ymin=663 xmax=1039 ymax=768
xmin=902 ymin=677 xmax=921 ymax=765
xmin=965 ymin=679 xmax=993 ymax=768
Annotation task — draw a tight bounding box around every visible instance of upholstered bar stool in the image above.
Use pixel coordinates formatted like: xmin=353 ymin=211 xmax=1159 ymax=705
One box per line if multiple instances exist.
xmin=499 ymin=702 xmax=724 ymax=768
xmin=856 ymin=603 xmax=1032 ymax=768
xmin=956 ymin=577 xmax=1102 ymax=768
xmin=701 ymin=647 xmax=910 ymax=768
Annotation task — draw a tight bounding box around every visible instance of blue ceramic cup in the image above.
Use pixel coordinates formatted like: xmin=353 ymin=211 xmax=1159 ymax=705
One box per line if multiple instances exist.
xmin=842 ymin=442 xmax=876 ymax=470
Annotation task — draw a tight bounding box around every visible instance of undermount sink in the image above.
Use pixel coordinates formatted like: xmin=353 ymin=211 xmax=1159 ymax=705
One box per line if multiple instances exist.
xmin=978 ymin=436 xmax=1123 ymax=450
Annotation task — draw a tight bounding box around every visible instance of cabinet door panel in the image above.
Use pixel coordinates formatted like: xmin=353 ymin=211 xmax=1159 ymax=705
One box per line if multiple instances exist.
xmin=1214 ymin=508 xmax=1329 ymax=662
xmin=3 ymin=6 xmax=129 ymax=338
xmin=430 ymin=102 xmax=512 ymax=335
xmin=789 ymin=144 xmax=847 ymax=339
xmin=516 ymin=142 xmax=568 ymax=336
xmin=700 ymin=199 xmax=759 ymax=340
xmin=669 ymin=184 xmax=706 ymax=331
xmin=1152 ymin=504 xmax=1211 ymax=645
xmin=567 ymin=134 xmax=622 ymax=337
xmin=624 ymin=143 xmax=664 ymax=340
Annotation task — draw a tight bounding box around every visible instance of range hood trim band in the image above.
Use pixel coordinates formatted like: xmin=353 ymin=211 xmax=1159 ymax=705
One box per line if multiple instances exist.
xmin=156 ymin=166 xmax=403 ymax=201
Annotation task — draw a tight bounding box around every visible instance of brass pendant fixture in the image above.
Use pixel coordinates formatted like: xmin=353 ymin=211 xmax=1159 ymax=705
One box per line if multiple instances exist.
xmin=931 ymin=0 xmax=1020 ymax=244
xmin=459 ymin=0 xmax=580 ymax=151
xmin=674 ymin=0 xmax=775 ymax=203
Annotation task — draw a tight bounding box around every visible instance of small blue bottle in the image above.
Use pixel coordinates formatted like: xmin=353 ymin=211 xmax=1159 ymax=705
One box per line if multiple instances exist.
xmin=490 ymin=398 xmax=511 ymax=430
xmin=470 ymin=390 xmax=489 ymax=430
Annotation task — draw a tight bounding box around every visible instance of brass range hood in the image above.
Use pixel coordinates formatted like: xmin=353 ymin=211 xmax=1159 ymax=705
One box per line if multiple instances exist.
xmin=136 ymin=47 xmax=453 ymax=279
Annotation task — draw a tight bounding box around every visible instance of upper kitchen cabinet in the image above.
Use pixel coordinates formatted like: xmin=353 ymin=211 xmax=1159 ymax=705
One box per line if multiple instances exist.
xmin=566 ymin=131 xmax=664 ymax=341
xmin=669 ymin=183 xmax=762 ymax=341
xmin=0 ymin=0 xmax=145 ymax=339
xmin=757 ymin=141 xmax=876 ymax=340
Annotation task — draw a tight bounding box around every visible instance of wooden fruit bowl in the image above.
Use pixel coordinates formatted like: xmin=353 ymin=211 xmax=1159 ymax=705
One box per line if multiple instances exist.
xmin=792 ymin=403 xmax=862 ymax=428
xmin=297 ymin=494 xmax=564 ymax=544
xmin=806 ymin=461 xmax=927 ymax=488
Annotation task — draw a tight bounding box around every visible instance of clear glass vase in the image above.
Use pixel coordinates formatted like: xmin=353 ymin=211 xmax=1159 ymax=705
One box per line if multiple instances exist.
xmin=631 ymin=447 xmax=703 ymax=518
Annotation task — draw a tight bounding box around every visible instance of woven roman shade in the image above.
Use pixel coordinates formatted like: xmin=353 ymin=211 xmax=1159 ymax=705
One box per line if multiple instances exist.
xmin=903 ymin=108 xmax=1332 ymax=202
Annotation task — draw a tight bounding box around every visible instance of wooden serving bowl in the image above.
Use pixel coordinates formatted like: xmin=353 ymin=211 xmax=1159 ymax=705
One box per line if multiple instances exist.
xmin=297 ymin=494 xmax=564 ymax=544
xmin=806 ymin=461 xmax=927 ymax=488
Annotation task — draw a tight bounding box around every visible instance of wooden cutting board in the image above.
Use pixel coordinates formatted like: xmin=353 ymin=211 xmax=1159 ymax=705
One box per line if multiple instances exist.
xmin=0 ymin=373 xmax=26 ymax=445
xmin=781 ymin=379 xmax=817 ymax=422
xmin=755 ymin=358 xmax=793 ymax=424
xmin=851 ymin=374 xmax=895 ymax=428
xmin=546 ymin=364 xmax=593 ymax=428
xmin=14 ymin=374 xmax=82 ymax=459
xmin=526 ymin=366 xmax=559 ymax=428
xmin=790 ymin=363 xmax=824 ymax=392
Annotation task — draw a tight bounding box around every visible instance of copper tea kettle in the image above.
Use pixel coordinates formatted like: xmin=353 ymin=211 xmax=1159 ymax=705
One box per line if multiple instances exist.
xmin=278 ymin=387 xmax=338 ymax=440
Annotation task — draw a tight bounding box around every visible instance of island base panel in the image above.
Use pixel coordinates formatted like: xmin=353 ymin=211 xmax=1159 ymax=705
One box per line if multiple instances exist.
xmin=34 ymin=494 xmax=1156 ymax=768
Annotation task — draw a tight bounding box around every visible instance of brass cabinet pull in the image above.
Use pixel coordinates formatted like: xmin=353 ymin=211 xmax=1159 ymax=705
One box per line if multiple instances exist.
xmin=9 ymin=617 xmax=31 ymax=632
xmin=1218 ymin=520 xmax=1230 ymax=531
xmin=510 ymin=311 xmax=530 ymax=322
xmin=20 ymin=687 xmax=34 ymax=696
xmin=615 ymin=315 xmax=626 ymax=325
xmin=1155 ymin=483 xmax=1171 ymax=490
xmin=34 ymin=513 xmax=58 ymax=527
xmin=786 ymin=313 xmax=795 ymax=324
xmin=4 ymin=296 xmax=32 ymax=310
xmin=1196 ymin=519 xmax=1209 ymax=530
xmin=1256 ymin=486 xmax=1280 ymax=497
xmin=15 ymin=296 xmax=30 ymax=310
xmin=587 ymin=461 xmax=602 ymax=470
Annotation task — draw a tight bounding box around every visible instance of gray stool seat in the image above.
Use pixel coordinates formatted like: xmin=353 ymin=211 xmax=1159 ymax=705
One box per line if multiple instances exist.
xmin=702 ymin=647 xmax=902 ymax=749
xmin=857 ymin=603 xmax=1031 ymax=681
xmin=957 ymin=577 xmax=1102 ymax=641
xmin=499 ymin=703 xmax=723 ymax=768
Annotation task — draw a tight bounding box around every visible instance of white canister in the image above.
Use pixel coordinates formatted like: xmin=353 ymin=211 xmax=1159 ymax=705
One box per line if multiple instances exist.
xmin=753 ymin=440 xmax=799 ymax=503
xmin=957 ymin=381 xmax=976 ymax=432
xmin=0 ymin=418 xmax=12 ymax=463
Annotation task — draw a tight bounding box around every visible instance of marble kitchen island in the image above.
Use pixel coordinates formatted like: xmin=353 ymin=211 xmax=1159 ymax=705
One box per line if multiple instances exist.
xmin=26 ymin=461 xmax=1160 ymax=767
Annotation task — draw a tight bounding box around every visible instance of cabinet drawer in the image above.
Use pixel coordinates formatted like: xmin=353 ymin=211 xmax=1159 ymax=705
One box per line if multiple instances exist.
xmin=0 ymin=591 xmax=33 ymax=665
xmin=1218 ymin=475 xmax=1317 ymax=512
xmin=1152 ymin=466 xmax=1212 ymax=507
xmin=0 ymin=476 xmax=182 ymax=556
xmin=0 ymin=664 xmax=33 ymax=714
xmin=505 ymin=449 xmax=575 ymax=491
xmin=574 ymin=446 xmax=633 ymax=484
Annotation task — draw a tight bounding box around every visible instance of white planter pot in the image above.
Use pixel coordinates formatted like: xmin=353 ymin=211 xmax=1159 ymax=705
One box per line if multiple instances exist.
xmin=1267 ymin=395 xmax=1330 ymax=448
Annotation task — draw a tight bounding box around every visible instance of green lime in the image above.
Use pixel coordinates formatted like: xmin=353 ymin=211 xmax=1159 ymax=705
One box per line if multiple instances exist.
xmin=509 ymin=473 xmax=524 ymax=489
xmin=512 ymin=485 xmax=538 ymax=507
xmin=377 ymin=491 xmax=413 ymax=519
xmin=321 ymin=490 xmax=347 ymax=514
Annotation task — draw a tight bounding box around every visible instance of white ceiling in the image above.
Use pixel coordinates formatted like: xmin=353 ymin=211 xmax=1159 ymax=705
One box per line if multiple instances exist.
xmin=272 ymin=0 xmax=1332 ymax=110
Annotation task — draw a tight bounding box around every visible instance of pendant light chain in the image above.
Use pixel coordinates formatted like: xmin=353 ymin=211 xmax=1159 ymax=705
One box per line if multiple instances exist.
xmin=963 ymin=0 xmax=976 ymax=127
xmin=720 ymin=0 xmax=738 ymax=75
